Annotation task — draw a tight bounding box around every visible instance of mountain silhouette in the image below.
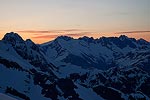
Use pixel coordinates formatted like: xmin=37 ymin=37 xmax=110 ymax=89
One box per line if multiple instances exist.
xmin=0 ymin=32 xmax=150 ymax=100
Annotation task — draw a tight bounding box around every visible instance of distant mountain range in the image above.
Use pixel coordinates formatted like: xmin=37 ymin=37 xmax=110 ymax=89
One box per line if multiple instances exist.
xmin=0 ymin=32 xmax=150 ymax=100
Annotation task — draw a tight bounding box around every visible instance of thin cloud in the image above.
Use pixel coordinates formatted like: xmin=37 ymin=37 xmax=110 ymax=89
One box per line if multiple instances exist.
xmin=62 ymin=29 xmax=83 ymax=32
xmin=66 ymin=33 xmax=86 ymax=37
xmin=33 ymin=35 xmax=58 ymax=39
xmin=17 ymin=30 xmax=63 ymax=33
xmin=115 ymin=31 xmax=150 ymax=34
xmin=32 ymin=32 xmax=94 ymax=39
xmin=17 ymin=29 xmax=84 ymax=34
xmin=64 ymin=32 xmax=93 ymax=36
xmin=104 ymin=12 xmax=129 ymax=16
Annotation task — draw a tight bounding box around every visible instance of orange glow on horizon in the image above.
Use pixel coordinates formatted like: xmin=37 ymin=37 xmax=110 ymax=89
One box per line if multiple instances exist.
xmin=0 ymin=30 xmax=150 ymax=44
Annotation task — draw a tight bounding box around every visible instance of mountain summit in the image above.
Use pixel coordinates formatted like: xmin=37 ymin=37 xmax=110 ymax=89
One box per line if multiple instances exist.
xmin=2 ymin=32 xmax=24 ymax=43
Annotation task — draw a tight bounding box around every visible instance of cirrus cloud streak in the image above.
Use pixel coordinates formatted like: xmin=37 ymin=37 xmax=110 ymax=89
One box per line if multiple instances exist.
xmin=17 ymin=29 xmax=85 ymax=34
xmin=115 ymin=31 xmax=150 ymax=34
xmin=32 ymin=32 xmax=93 ymax=39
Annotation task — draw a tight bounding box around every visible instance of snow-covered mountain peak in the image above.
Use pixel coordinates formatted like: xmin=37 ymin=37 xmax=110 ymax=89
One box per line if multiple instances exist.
xmin=25 ymin=39 xmax=33 ymax=44
xmin=25 ymin=39 xmax=37 ymax=48
xmin=2 ymin=32 xmax=24 ymax=44
xmin=119 ymin=35 xmax=129 ymax=41
xmin=25 ymin=39 xmax=40 ymax=51
xmin=78 ymin=36 xmax=95 ymax=43
xmin=137 ymin=38 xmax=149 ymax=45
xmin=55 ymin=35 xmax=73 ymax=41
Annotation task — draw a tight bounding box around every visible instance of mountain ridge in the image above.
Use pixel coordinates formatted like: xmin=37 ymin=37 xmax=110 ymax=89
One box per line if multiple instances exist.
xmin=0 ymin=32 xmax=150 ymax=100
xmin=40 ymin=33 xmax=150 ymax=71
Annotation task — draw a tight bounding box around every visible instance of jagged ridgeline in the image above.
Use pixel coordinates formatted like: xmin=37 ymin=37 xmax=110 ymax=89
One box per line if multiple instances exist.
xmin=0 ymin=32 xmax=150 ymax=100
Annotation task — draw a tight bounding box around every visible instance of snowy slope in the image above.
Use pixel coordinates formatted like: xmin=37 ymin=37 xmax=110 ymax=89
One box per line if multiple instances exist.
xmin=40 ymin=35 xmax=150 ymax=71
xmin=0 ymin=32 xmax=56 ymax=100
xmin=0 ymin=93 xmax=18 ymax=100
xmin=75 ymin=84 xmax=104 ymax=100
xmin=0 ymin=32 xmax=150 ymax=100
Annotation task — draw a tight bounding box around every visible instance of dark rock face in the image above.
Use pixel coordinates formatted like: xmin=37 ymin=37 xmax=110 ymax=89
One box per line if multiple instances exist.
xmin=98 ymin=35 xmax=137 ymax=49
xmin=6 ymin=87 xmax=30 ymax=100
xmin=128 ymin=93 xmax=146 ymax=100
xmin=0 ymin=57 xmax=23 ymax=71
xmin=41 ymin=84 xmax=58 ymax=100
xmin=63 ymin=54 xmax=112 ymax=70
xmin=31 ymin=69 xmax=82 ymax=100
xmin=120 ymin=50 xmax=150 ymax=73
xmin=104 ymin=67 xmax=148 ymax=93
xmin=57 ymin=78 xmax=78 ymax=99
xmin=69 ymin=67 xmax=150 ymax=100
xmin=139 ymin=77 xmax=150 ymax=98
xmin=93 ymin=85 xmax=124 ymax=100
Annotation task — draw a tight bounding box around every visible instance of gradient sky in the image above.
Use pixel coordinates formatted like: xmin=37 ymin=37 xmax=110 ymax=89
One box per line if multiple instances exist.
xmin=0 ymin=0 xmax=150 ymax=43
